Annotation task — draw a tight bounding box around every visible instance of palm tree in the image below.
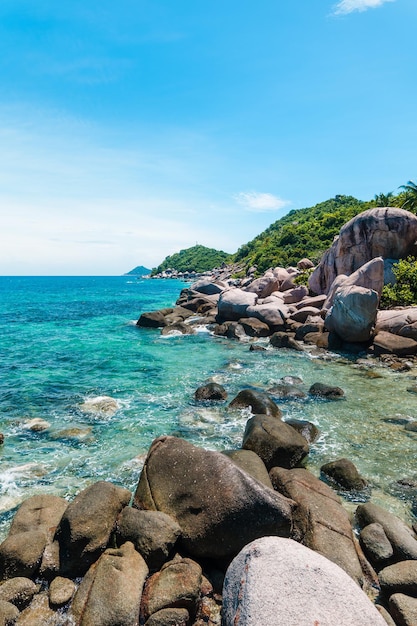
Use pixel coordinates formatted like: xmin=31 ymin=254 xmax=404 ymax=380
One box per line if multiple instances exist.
xmin=400 ymin=180 xmax=417 ymax=212
xmin=374 ymin=191 xmax=394 ymax=207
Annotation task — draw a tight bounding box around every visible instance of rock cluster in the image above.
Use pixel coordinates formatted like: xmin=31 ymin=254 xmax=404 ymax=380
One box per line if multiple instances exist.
xmin=1 ymin=383 xmax=416 ymax=625
xmin=137 ymin=207 xmax=417 ymax=363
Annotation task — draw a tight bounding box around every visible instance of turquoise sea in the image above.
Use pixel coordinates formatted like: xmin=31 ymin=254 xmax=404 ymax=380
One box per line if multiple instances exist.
xmin=0 ymin=276 xmax=416 ymax=540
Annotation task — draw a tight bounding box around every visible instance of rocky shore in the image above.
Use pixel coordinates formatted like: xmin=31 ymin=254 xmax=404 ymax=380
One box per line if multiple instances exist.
xmin=1 ymin=206 xmax=417 ymax=625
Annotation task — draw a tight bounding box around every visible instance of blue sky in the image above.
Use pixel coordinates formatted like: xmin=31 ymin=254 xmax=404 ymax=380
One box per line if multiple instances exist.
xmin=1 ymin=0 xmax=416 ymax=274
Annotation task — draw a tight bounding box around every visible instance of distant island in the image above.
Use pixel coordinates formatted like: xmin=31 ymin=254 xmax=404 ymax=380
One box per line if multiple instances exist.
xmin=124 ymin=265 xmax=151 ymax=276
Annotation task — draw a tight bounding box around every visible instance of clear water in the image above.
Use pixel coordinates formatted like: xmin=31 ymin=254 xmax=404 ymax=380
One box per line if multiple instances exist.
xmin=1 ymin=276 xmax=416 ymax=540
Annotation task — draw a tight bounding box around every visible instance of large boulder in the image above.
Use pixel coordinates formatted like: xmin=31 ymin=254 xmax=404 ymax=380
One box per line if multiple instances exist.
xmin=217 ymin=289 xmax=257 ymax=322
xmin=133 ymin=436 xmax=295 ymax=561
xmin=245 ymin=302 xmax=288 ymax=329
xmin=323 ymin=257 xmax=385 ymax=310
xmin=324 ymin=285 xmax=379 ymax=342
xmin=55 ymin=481 xmax=131 ymax=577
xmin=69 ymin=542 xmax=148 ymax=626
xmin=242 ymin=415 xmax=309 ymax=470
xmin=222 ymin=537 xmax=386 ymax=626
xmin=270 ymin=467 xmax=367 ymax=584
xmin=309 ymin=208 xmax=417 ymax=295
xmin=244 ymin=272 xmax=279 ymax=298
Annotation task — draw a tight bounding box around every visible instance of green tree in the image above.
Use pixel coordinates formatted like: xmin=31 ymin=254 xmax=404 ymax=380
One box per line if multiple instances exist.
xmin=374 ymin=192 xmax=395 ymax=207
xmin=400 ymin=180 xmax=417 ymax=212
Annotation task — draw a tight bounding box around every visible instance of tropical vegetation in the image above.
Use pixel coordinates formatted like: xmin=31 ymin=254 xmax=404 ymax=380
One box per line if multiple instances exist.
xmin=151 ymin=244 xmax=230 ymax=275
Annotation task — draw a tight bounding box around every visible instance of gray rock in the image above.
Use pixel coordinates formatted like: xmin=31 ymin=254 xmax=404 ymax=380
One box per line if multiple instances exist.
xmin=267 ymin=385 xmax=307 ymax=401
xmin=325 ymin=285 xmax=379 ymax=342
xmin=217 ymin=289 xmax=257 ymax=322
xmin=285 ymin=419 xmax=319 ymax=443
xmin=376 ymin=308 xmax=417 ymax=335
xmin=222 ymin=537 xmax=386 ymax=626
xmin=245 ymin=302 xmax=287 ymax=329
xmin=245 ymin=273 xmax=279 ymax=298
xmin=324 ymin=257 xmax=385 ymax=310
xmin=192 ymin=279 xmax=228 ymax=295
xmin=70 ymin=542 xmax=148 ymax=626
xmin=243 ymin=415 xmax=309 ymax=470
xmin=282 ymin=285 xmax=309 ymax=304
xmin=55 ymin=481 xmax=132 ymax=577
xmin=115 ymin=508 xmax=181 ymax=572
xmin=133 ymin=436 xmax=294 ymax=561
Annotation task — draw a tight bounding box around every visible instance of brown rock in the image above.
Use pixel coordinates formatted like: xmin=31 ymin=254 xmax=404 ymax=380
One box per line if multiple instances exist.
xmin=270 ymin=467 xmax=367 ymax=585
xmin=137 ymin=310 xmax=168 ymax=328
xmin=194 ymin=383 xmax=227 ymax=402
xmin=141 ymin=555 xmax=201 ymax=621
xmin=242 ymin=414 xmax=309 ymax=470
xmin=320 ymin=458 xmax=368 ymax=491
xmin=389 ymin=593 xmax=417 ymax=626
xmin=0 ymin=577 xmax=39 ymax=610
xmin=0 ymin=600 xmax=19 ymax=624
xmin=238 ymin=317 xmax=271 ymax=338
xmin=115 ymin=508 xmax=181 ymax=572
xmin=373 ymin=331 xmax=417 ymax=357
xmin=356 ymin=502 xmax=417 ymax=562
xmin=55 ymin=481 xmax=131 ymax=577
xmin=270 ymin=332 xmax=304 ymax=351
xmin=133 ymin=436 xmax=294 ymax=561
xmin=144 ymin=608 xmax=190 ymax=626
xmin=70 ymin=542 xmax=148 ymax=626
xmin=0 ymin=531 xmax=47 ymax=580
xmin=48 ymin=576 xmax=76 ymax=607
xmin=359 ymin=523 xmax=394 ymax=570
xmin=222 ymin=449 xmax=273 ymax=489
xmin=309 ymin=382 xmax=345 ymax=399
xmin=228 ymin=389 xmax=282 ymax=417
xmin=379 ymin=561 xmax=417 ymax=597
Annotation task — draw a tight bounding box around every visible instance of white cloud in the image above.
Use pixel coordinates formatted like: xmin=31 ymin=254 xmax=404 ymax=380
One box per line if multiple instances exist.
xmin=332 ymin=0 xmax=396 ymax=15
xmin=234 ymin=191 xmax=290 ymax=212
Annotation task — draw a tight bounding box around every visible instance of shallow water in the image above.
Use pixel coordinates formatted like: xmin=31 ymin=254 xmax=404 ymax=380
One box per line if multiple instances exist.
xmin=0 ymin=276 xmax=416 ymax=539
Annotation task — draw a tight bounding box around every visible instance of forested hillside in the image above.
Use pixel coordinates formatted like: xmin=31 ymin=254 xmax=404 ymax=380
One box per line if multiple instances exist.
xmin=151 ymin=244 xmax=230 ymax=275
xmin=232 ymin=194 xmax=402 ymax=274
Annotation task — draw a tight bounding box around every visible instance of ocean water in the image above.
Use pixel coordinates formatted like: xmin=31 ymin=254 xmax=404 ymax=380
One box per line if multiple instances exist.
xmin=1 ymin=276 xmax=417 ymax=540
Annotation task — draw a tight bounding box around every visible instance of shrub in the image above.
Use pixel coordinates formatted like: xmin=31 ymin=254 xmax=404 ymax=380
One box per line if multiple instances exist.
xmin=380 ymin=257 xmax=417 ymax=308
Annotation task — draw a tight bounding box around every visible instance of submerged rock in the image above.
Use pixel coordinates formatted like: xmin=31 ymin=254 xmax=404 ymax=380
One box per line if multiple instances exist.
xmin=79 ymin=395 xmax=119 ymax=416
